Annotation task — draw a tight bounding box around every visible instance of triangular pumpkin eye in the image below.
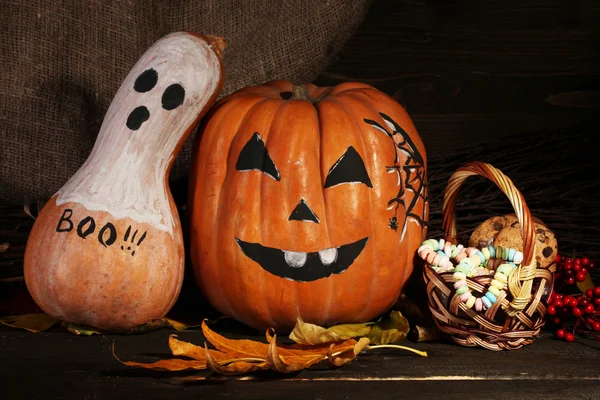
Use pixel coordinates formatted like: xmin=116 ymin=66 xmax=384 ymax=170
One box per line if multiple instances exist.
xmin=324 ymin=146 xmax=372 ymax=188
xmin=236 ymin=132 xmax=280 ymax=181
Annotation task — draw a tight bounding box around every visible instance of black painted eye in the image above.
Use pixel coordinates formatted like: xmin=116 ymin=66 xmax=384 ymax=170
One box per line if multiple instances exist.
xmin=324 ymin=146 xmax=372 ymax=188
xmin=162 ymin=83 xmax=185 ymax=110
xmin=236 ymin=132 xmax=280 ymax=181
xmin=134 ymin=69 xmax=158 ymax=93
xmin=126 ymin=106 xmax=150 ymax=130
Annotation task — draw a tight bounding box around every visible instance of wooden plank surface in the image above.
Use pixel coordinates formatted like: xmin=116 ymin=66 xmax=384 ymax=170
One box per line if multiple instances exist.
xmin=1 ymin=325 xmax=600 ymax=400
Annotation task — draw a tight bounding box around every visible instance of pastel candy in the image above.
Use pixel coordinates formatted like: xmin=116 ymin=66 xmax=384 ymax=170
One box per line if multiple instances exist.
xmin=508 ymin=248 xmax=516 ymax=262
xmin=481 ymin=296 xmax=492 ymax=309
xmin=497 ymin=264 xmax=513 ymax=276
xmin=488 ymin=245 xmax=496 ymax=258
xmin=466 ymin=296 xmax=476 ymax=308
xmin=454 ymin=279 xmax=467 ymax=289
xmin=502 ymin=247 xmax=510 ymax=260
xmin=513 ymin=251 xmax=524 ymax=264
xmin=488 ymin=286 xmax=501 ymax=298
xmin=475 ymin=298 xmax=484 ymax=312
xmin=460 ymin=291 xmax=472 ymax=302
xmin=481 ymin=247 xmax=491 ymax=262
xmin=455 ymin=252 xmax=467 ymax=263
xmin=444 ymin=244 xmax=452 ymax=257
xmin=491 ymin=279 xmax=505 ymax=290
xmin=494 ymin=272 xmax=508 ymax=283
xmin=453 ymin=272 xmax=466 ymax=280
xmin=485 ymin=291 xmax=497 ymax=304
xmin=456 ymin=286 xmax=470 ymax=295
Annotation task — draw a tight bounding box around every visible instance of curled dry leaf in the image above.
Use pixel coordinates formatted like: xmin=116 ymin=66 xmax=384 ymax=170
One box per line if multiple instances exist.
xmin=267 ymin=333 xmax=315 ymax=373
xmin=413 ymin=325 xmax=442 ymax=343
xmin=0 ymin=243 xmax=9 ymax=253
xmin=367 ymin=311 xmax=410 ymax=345
xmin=0 ymin=313 xmax=60 ymax=332
xmin=113 ymin=342 xmax=208 ymax=371
xmin=289 ymin=315 xmax=371 ymax=345
xmin=204 ymin=343 xmax=268 ymax=375
xmin=328 ymin=337 xmax=371 ymax=367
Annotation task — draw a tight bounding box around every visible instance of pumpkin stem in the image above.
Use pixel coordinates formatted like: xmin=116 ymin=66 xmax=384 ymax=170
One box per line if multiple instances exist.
xmin=205 ymin=35 xmax=227 ymax=57
xmin=290 ymin=85 xmax=316 ymax=103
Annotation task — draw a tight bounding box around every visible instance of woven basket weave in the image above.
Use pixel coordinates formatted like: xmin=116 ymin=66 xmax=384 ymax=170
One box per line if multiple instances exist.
xmin=421 ymin=161 xmax=556 ymax=351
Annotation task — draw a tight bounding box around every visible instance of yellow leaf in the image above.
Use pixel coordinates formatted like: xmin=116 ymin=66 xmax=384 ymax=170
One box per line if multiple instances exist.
xmin=367 ymin=311 xmax=410 ymax=345
xmin=0 ymin=313 xmax=60 ymax=332
xmin=61 ymin=322 xmax=101 ymax=336
xmin=165 ymin=318 xmax=197 ymax=331
xmin=289 ymin=315 xmax=371 ymax=345
xmin=577 ymin=273 xmax=595 ymax=294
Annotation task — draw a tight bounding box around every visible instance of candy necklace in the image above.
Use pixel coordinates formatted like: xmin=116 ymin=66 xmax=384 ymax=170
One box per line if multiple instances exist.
xmin=418 ymin=239 xmax=524 ymax=311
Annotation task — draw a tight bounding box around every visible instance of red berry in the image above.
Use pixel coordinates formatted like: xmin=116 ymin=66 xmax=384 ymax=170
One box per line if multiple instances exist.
xmin=567 ymin=277 xmax=575 ymax=285
xmin=574 ymin=258 xmax=581 ymax=266
xmin=576 ymin=272 xmax=587 ymax=282
xmin=569 ymin=298 xmax=579 ymax=308
xmin=553 ymin=317 xmax=562 ymax=325
xmin=594 ymin=322 xmax=600 ymax=332
xmin=555 ymin=254 xmax=562 ymax=263
xmin=579 ymin=297 xmax=590 ymax=307
xmin=585 ymin=304 xmax=595 ymax=314
xmin=589 ymin=262 xmax=596 ymax=270
xmin=564 ymin=262 xmax=573 ymax=270
xmin=572 ymin=307 xmax=583 ymax=317
xmin=594 ymin=287 xmax=600 ymax=297
xmin=556 ymin=329 xmax=566 ymax=338
xmin=574 ymin=264 xmax=582 ymax=272
xmin=581 ymin=257 xmax=590 ymax=266
xmin=547 ymin=305 xmax=557 ymax=315
xmin=554 ymin=298 xmax=563 ymax=308
xmin=565 ymin=332 xmax=575 ymax=342
xmin=587 ymin=316 xmax=596 ymax=325
xmin=564 ymin=295 xmax=573 ymax=304
xmin=595 ymin=297 xmax=600 ymax=305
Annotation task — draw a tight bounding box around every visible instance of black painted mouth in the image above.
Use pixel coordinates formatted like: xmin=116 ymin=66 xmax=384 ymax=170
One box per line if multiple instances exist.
xmin=234 ymin=237 xmax=369 ymax=282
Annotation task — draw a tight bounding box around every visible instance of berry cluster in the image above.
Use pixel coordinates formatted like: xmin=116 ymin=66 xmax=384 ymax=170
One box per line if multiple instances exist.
xmin=546 ymin=254 xmax=599 ymax=342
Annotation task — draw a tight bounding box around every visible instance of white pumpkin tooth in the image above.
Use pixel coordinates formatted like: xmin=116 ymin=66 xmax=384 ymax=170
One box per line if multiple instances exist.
xmin=283 ymin=251 xmax=307 ymax=268
xmin=318 ymin=247 xmax=338 ymax=266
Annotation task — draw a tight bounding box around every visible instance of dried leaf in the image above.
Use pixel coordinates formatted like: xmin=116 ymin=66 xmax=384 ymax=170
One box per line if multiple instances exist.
xmin=61 ymin=322 xmax=101 ymax=336
xmin=0 ymin=243 xmax=9 ymax=253
xmin=267 ymin=333 xmax=314 ymax=373
xmin=577 ymin=273 xmax=596 ymax=294
xmin=204 ymin=343 xmax=268 ymax=375
xmin=168 ymin=335 xmax=230 ymax=363
xmin=289 ymin=315 xmax=371 ymax=345
xmin=114 ymin=344 xmax=208 ymax=372
xmin=266 ymin=328 xmax=357 ymax=361
xmin=0 ymin=313 xmax=60 ymax=332
xmin=367 ymin=311 xmax=410 ymax=345
xmin=328 ymin=337 xmax=370 ymax=367
xmin=165 ymin=318 xmax=197 ymax=331
xmin=202 ymin=320 xmax=270 ymax=359
xmin=413 ymin=325 xmax=442 ymax=343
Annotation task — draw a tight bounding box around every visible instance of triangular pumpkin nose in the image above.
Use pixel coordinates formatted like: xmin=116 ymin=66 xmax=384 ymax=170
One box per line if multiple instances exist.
xmin=288 ymin=199 xmax=320 ymax=223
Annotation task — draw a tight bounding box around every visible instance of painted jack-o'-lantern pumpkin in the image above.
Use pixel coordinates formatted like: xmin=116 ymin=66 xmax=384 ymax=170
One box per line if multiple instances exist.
xmin=188 ymin=80 xmax=429 ymax=332
xmin=23 ymin=32 xmax=225 ymax=332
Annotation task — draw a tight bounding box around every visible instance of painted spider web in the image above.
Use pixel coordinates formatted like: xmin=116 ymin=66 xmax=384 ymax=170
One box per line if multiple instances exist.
xmin=364 ymin=112 xmax=429 ymax=241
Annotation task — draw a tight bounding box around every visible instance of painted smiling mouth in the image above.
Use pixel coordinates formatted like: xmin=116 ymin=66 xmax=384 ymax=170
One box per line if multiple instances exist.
xmin=234 ymin=237 xmax=369 ymax=282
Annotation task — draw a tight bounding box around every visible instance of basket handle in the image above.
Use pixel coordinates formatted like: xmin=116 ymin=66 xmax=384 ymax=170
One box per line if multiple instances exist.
xmin=441 ymin=161 xmax=537 ymax=316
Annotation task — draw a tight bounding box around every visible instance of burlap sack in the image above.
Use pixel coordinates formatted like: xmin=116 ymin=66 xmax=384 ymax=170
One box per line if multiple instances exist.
xmin=0 ymin=0 xmax=371 ymax=205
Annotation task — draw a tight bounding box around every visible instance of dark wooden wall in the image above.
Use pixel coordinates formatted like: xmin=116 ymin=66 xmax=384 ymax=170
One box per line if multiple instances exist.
xmin=315 ymin=0 xmax=600 ymax=158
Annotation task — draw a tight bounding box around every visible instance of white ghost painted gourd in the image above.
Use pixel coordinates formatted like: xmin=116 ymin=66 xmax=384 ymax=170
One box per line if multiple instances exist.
xmin=23 ymin=32 xmax=225 ymax=332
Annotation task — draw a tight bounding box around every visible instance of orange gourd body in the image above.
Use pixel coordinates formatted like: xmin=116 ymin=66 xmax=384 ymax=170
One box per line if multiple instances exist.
xmin=188 ymin=80 xmax=429 ymax=332
xmin=24 ymin=32 xmax=225 ymax=332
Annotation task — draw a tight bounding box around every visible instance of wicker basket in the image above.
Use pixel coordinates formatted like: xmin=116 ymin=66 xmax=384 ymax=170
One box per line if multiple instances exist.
xmin=420 ymin=161 xmax=556 ymax=351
